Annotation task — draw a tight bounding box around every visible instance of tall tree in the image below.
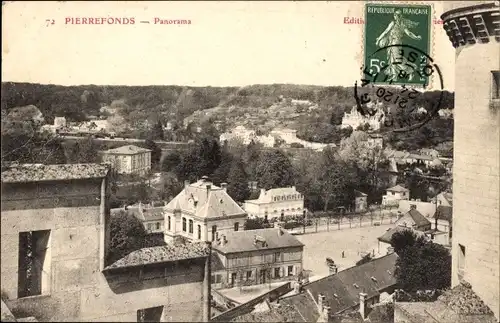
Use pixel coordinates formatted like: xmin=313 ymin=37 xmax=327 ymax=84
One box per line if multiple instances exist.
xmin=150 ymin=120 xmax=165 ymax=140
xmin=390 ymin=229 xmax=420 ymax=254
xmin=255 ymin=150 xmax=295 ymax=189
xmin=162 ymin=151 xmax=182 ymax=173
xmin=144 ymin=139 xmax=162 ymax=169
xmin=395 ymin=240 xmax=452 ymax=293
xmin=226 ymin=158 xmax=251 ymax=202
xmin=107 ymin=210 xmax=147 ymax=265
xmin=70 ymin=136 xmax=100 ymax=163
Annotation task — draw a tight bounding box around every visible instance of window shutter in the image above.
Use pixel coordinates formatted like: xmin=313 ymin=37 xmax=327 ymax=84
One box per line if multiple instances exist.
xmin=292 ymin=265 xmax=296 ymax=275
xmin=279 ymin=267 xmax=284 ymax=278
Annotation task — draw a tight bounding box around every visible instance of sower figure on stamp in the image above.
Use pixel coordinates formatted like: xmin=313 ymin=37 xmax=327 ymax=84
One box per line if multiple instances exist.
xmin=375 ymin=10 xmax=422 ymax=82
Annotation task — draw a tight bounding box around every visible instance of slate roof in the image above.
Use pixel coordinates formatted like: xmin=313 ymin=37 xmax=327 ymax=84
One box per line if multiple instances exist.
xmin=279 ymin=292 xmax=320 ymax=322
xmin=406 ymin=209 xmax=431 ymax=227
xmin=165 ymin=178 xmax=247 ymax=219
xmin=211 ymin=252 xmax=225 ymax=272
xmin=1 ymin=163 xmax=110 ymax=183
xmin=280 ymin=253 xmax=398 ymax=318
xmin=213 ymin=228 xmax=304 ymax=254
xmin=434 ymin=206 xmax=453 ymax=222
xmin=386 ymin=184 xmax=409 ymax=192
xmin=104 ymin=242 xmax=210 ymax=270
xmin=101 ymin=144 xmax=151 ymax=155
xmin=438 ymin=281 xmax=494 ymax=316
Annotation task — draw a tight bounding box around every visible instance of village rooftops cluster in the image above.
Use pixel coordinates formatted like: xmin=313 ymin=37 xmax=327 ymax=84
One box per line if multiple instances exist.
xmin=1 ymin=163 xmax=110 ymax=183
xmin=104 ymin=242 xmax=210 ymax=271
xmin=213 ymin=228 xmax=304 ymax=254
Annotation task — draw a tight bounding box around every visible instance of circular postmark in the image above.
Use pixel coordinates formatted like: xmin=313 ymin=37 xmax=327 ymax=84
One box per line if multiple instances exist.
xmin=354 ymin=44 xmax=444 ymax=133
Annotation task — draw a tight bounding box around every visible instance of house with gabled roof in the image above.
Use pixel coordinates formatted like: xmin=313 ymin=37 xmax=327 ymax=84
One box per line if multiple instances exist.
xmin=211 ymin=227 xmax=304 ymax=289
xmin=382 ymin=185 xmax=409 ymax=206
xmin=100 ymin=144 xmax=151 ymax=175
xmin=163 ymin=176 xmax=247 ymax=244
xmin=261 ymin=253 xmax=399 ymax=322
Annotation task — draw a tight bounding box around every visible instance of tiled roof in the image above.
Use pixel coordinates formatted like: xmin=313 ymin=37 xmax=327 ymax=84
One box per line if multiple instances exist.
xmin=165 ymin=178 xmax=247 ymax=219
xmin=1 ymin=300 xmax=16 ymax=322
xmin=213 ymin=228 xmax=304 ymax=254
xmin=211 ymin=252 xmax=225 ymax=271
xmin=231 ymin=302 xmax=306 ymax=322
xmin=284 ymin=253 xmax=398 ymax=317
xmin=279 ymin=292 xmax=320 ymax=322
xmin=434 ymin=206 xmax=453 ymax=222
xmin=386 ymin=185 xmax=409 ymax=192
xmin=101 ymin=145 xmax=151 ymax=155
xmin=1 ymin=163 xmax=110 ymax=183
xmin=104 ymin=242 xmax=210 ymax=270
xmin=438 ymin=281 xmax=495 ymax=316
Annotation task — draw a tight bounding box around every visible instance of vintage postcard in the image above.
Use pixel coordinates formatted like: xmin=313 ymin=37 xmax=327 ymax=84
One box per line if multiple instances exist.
xmin=1 ymin=1 xmax=499 ymax=323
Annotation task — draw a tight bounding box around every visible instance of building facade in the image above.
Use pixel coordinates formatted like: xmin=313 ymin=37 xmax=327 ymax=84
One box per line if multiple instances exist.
xmin=0 ymin=164 xmax=211 ymax=322
xmin=163 ymin=177 xmax=248 ymax=244
xmin=220 ymin=126 xmax=276 ymax=148
xmin=442 ymin=1 xmax=500 ymax=319
xmin=243 ymin=186 xmax=305 ymax=220
xmin=341 ymin=102 xmax=386 ymax=131
xmin=354 ymin=190 xmax=368 ymax=213
xmin=211 ymin=228 xmax=304 ymax=289
xmin=381 ymin=185 xmax=409 ymax=206
xmin=111 ymin=201 xmax=165 ymax=234
xmin=100 ymin=144 xmax=152 ymax=175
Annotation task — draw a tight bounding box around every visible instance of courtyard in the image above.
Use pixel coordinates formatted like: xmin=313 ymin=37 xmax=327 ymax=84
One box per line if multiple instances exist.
xmin=296 ymin=223 xmax=394 ymax=280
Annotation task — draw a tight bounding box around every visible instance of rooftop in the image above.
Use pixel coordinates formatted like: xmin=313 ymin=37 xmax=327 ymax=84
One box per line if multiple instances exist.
xmin=378 ymin=226 xmax=425 ymax=244
xmin=406 ymin=209 xmax=432 ymax=228
xmin=165 ymin=178 xmax=247 ymax=219
xmin=245 ymin=186 xmax=303 ymax=204
xmin=1 ymin=163 xmax=110 ymax=183
xmin=104 ymin=242 xmax=210 ymax=271
xmin=434 ymin=206 xmax=453 ymax=222
xmin=212 ymin=228 xmax=304 ymax=254
xmin=354 ymin=190 xmax=367 ymax=198
xmin=386 ymin=185 xmax=409 ymax=193
xmin=101 ymin=144 xmax=151 ymax=155
xmin=280 ymin=253 xmax=398 ymax=317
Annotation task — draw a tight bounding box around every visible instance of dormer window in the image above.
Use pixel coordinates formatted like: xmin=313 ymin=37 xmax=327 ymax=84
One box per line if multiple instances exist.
xmin=353 ymin=283 xmax=359 ymax=289
xmin=371 ymin=276 xmax=378 ymax=282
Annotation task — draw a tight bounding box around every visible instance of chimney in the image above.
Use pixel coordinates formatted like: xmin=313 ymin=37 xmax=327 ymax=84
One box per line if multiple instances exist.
xmin=387 ymin=246 xmax=395 ymax=255
xmin=201 ymin=175 xmax=209 ymax=181
xmin=221 ymin=182 xmax=227 ymax=192
xmin=206 ymin=184 xmax=212 ymax=197
xmin=410 ymin=204 xmax=417 ymax=210
xmin=323 ymin=306 xmax=331 ymax=320
xmin=294 ymin=280 xmax=303 ymax=294
xmin=359 ymin=292 xmax=368 ymax=319
xmin=260 ymin=188 xmax=266 ymax=196
xmin=329 ymin=264 xmax=338 ymax=275
xmin=221 ymin=235 xmax=227 ymax=246
xmin=184 ymin=180 xmax=190 ymax=188
xmin=318 ymin=294 xmax=326 ymax=313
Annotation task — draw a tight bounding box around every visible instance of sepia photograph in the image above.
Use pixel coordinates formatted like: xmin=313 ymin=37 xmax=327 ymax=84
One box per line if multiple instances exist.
xmin=1 ymin=1 xmax=499 ymax=322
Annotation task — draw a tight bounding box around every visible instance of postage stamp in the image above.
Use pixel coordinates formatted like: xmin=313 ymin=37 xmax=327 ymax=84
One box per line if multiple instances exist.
xmin=363 ymin=3 xmax=432 ymax=87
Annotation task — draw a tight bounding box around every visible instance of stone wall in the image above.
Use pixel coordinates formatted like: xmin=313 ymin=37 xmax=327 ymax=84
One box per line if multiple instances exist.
xmin=1 ymin=178 xmax=208 ymax=322
xmin=450 ymin=17 xmax=500 ymax=319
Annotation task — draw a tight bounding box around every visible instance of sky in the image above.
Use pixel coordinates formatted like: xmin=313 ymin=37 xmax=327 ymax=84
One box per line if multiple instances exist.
xmin=2 ymin=1 xmax=455 ymax=90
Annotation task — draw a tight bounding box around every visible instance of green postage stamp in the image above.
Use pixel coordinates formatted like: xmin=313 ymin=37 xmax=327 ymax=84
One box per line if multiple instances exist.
xmin=363 ymin=3 xmax=432 ymax=87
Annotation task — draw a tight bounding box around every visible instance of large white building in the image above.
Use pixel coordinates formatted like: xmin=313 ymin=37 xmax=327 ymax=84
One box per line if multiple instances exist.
xmin=243 ymin=186 xmax=305 ymax=220
xmin=220 ymin=126 xmax=276 ymax=147
xmin=100 ymin=145 xmax=152 ymax=175
xmin=442 ymin=1 xmax=500 ymax=320
xmin=163 ymin=177 xmax=248 ymax=243
xmin=341 ymin=102 xmax=386 ymax=131
xmin=381 ymin=185 xmax=409 ymax=206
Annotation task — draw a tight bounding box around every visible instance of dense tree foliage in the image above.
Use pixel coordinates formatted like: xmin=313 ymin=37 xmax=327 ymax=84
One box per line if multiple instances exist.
xmin=107 ymin=211 xmax=148 ymax=264
xmin=393 ymin=232 xmax=452 ymax=293
xmin=255 ymin=150 xmax=295 ymax=189
xmin=226 ymin=158 xmax=251 ymax=202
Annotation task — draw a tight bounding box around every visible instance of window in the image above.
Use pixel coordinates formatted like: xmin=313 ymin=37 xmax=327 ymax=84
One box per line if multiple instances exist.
xmin=246 ymin=270 xmax=252 ymax=280
xmin=288 ymin=265 xmax=294 ymax=276
xmin=492 ymin=71 xmax=500 ymax=99
xmin=274 ymin=252 xmax=281 ymax=262
xmin=212 ymin=225 xmax=217 ymax=241
xmin=18 ymin=230 xmax=51 ymax=298
xmin=137 ymin=306 xmax=163 ymax=322
xmin=234 ymin=222 xmax=239 ymax=231
xmin=147 ymin=223 xmax=153 ymax=231
xmin=167 ymin=216 xmax=171 ymax=231
xmin=182 ymin=218 xmax=187 ymax=232
xmin=215 ymin=274 xmax=221 ymax=284
xmin=155 ymin=222 xmax=160 ymax=230
xmin=198 ymin=225 xmax=201 ymax=239
xmin=189 ymin=219 xmax=193 ymax=234
xmin=458 ymin=244 xmax=466 ymax=278
xmin=274 ymin=267 xmax=281 ymax=278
